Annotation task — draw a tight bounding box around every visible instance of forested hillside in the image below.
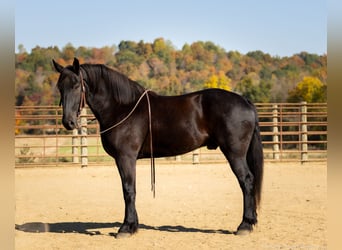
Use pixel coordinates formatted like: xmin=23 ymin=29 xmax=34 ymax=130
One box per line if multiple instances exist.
xmin=15 ymin=38 xmax=327 ymax=106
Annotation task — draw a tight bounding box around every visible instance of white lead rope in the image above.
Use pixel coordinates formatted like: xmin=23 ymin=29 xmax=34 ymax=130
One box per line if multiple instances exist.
xmin=146 ymin=92 xmax=155 ymax=198
xmin=99 ymin=89 xmax=156 ymax=197
xmin=99 ymin=90 xmax=150 ymax=134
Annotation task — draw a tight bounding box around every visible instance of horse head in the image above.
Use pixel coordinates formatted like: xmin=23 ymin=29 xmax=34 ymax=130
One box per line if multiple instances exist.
xmin=52 ymin=58 xmax=86 ymax=130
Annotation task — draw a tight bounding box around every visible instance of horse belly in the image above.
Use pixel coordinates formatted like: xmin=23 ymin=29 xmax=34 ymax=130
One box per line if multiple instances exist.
xmin=138 ymin=93 xmax=211 ymax=158
xmin=139 ymin=123 xmax=208 ymax=158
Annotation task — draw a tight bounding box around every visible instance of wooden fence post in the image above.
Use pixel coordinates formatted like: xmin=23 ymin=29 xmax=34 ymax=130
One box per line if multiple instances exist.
xmin=72 ymin=129 xmax=79 ymax=163
xmin=80 ymin=109 xmax=88 ymax=167
xmin=272 ymin=104 xmax=280 ymax=160
xmin=192 ymin=149 xmax=200 ymax=164
xmin=301 ymin=102 xmax=308 ymax=163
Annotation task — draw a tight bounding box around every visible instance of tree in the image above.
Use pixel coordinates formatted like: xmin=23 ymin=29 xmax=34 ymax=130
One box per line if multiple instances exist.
xmin=204 ymin=71 xmax=231 ymax=91
xmin=234 ymin=76 xmax=272 ymax=102
xmin=17 ymin=44 xmax=27 ymax=54
xmin=15 ymin=40 xmax=327 ymax=106
xmin=62 ymin=43 xmax=76 ymax=62
xmin=152 ymin=38 xmax=174 ymax=64
xmin=137 ymin=41 xmax=153 ymax=58
xmin=287 ymin=76 xmax=326 ymax=103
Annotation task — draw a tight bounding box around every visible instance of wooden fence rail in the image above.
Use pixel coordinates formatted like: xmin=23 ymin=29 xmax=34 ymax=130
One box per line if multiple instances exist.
xmin=15 ymin=102 xmax=327 ymax=167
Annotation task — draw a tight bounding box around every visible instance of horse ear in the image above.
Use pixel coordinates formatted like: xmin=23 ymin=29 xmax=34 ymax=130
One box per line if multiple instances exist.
xmin=73 ymin=57 xmax=80 ymax=75
xmin=52 ymin=59 xmax=64 ymax=73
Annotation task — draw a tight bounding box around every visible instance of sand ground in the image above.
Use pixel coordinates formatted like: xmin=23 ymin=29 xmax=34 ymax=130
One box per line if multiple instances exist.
xmin=15 ymin=162 xmax=327 ymax=250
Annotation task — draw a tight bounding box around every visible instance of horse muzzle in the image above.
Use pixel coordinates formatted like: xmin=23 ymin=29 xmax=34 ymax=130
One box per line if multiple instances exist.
xmin=62 ymin=116 xmax=79 ymax=130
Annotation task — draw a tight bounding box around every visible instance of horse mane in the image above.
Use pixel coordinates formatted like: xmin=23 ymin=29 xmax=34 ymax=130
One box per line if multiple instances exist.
xmin=81 ymin=64 xmax=145 ymax=105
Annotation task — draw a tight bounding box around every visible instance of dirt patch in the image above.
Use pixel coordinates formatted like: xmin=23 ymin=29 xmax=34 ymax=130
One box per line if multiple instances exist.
xmin=15 ymin=162 xmax=327 ymax=249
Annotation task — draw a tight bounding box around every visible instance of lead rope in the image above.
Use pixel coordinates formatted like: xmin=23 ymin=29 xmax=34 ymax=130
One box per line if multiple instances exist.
xmin=146 ymin=92 xmax=155 ymax=198
xmin=98 ymin=89 xmax=156 ymax=197
xmin=99 ymin=90 xmax=149 ymax=134
xmin=76 ymin=72 xmax=154 ymax=196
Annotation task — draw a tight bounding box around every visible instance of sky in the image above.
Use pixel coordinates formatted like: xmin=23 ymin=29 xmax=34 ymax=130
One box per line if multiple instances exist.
xmin=15 ymin=0 xmax=326 ymax=57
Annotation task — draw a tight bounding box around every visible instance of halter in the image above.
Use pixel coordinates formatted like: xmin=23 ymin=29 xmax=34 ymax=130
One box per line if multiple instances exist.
xmin=59 ymin=70 xmax=86 ymax=121
xmin=77 ymin=71 xmax=86 ymax=118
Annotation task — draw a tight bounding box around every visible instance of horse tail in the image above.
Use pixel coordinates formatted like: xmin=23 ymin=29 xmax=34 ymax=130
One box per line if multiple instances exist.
xmin=246 ymin=103 xmax=264 ymax=209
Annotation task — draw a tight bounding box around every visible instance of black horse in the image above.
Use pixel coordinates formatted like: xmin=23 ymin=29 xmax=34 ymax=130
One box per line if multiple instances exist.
xmin=53 ymin=58 xmax=263 ymax=237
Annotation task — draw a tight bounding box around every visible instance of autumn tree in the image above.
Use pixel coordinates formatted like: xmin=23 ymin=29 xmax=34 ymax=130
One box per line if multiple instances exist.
xmin=14 ymin=39 xmax=327 ymax=106
xmin=204 ymin=71 xmax=231 ymax=91
xmin=234 ymin=76 xmax=272 ymax=102
xmin=287 ymin=76 xmax=326 ymax=103
xmin=152 ymin=38 xmax=174 ymax=64
xmin=62 ymin=43 xmax=76 ymax=63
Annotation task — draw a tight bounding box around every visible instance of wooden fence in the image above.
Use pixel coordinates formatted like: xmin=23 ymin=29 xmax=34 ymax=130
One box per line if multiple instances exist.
xmin=15 ymin=102 xmax=327 ymax=167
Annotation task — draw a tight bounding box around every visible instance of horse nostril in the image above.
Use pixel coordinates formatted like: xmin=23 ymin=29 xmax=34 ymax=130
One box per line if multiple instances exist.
xmin=68 ymin=120 xmax=76 ymax=129
xmin=62 ymin=118 xmax=77 ymax=130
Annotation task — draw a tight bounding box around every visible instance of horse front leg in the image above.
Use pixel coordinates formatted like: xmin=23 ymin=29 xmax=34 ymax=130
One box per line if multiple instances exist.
xmin=115 ymin=156 xmax=139 ymax=238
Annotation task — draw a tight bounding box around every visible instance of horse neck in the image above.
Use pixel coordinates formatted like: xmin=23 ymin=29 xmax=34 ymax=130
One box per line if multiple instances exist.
xmin=81 ymin=65 xmax=145 ymax=128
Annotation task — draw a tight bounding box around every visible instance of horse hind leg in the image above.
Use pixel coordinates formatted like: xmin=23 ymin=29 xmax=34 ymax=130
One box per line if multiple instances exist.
xmin=221 ymin=147 xmax=257 ymax=235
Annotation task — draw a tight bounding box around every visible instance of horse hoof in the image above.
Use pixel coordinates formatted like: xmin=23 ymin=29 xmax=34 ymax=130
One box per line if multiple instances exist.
xmin=116 ymin=232 xmax=133 ymax=239
xmin=235 ymin=229 xmax=252 ymax=236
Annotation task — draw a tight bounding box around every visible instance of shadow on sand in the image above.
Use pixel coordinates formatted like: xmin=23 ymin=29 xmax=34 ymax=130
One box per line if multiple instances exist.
xmin=15 ymin=221 xmax=233 ymax=237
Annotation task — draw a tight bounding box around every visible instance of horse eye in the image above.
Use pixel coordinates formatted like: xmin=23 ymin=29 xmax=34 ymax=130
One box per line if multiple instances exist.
xmin=70 ymin=77 xmax=80 ymax=88
xmin=73 ymin=82 xmax=81 ymax=89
